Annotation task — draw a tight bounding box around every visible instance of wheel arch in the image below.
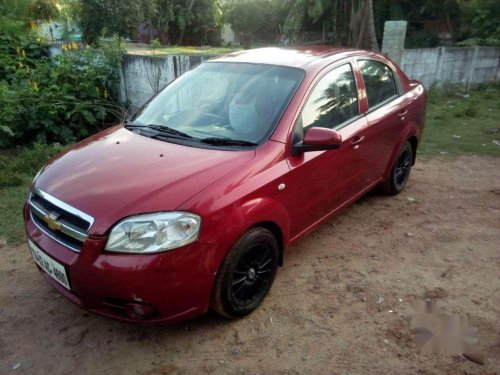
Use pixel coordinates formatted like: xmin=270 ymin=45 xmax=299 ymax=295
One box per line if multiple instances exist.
xmin=250 ymin=221 xmax=285 ymax=266
xmin=407 ymin=136 xmax=418 ymax=165
xmin=384 ymin=129 xmax=420 ymax=180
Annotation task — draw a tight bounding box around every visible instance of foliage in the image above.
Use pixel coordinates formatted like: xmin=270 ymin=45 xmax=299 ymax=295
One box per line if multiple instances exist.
xmin=56 ymin=0 xmax=83 ymax=40
xmin=80 ymin=0 xmax=143 ymax=43
xmin=0 ymin=143 xmax=64 ymax=245
xmin=225 ymin=0 xmax=277 ymax=48
xmin=281 ymin=0 xmax=499 ymax=48
xmin=0 ymin=31 xmax=126 ymax=147
xmin=283 ymin=0 xmax=378 ymax=50
xmin=0 ymin=0 xmax=59 ymax=23
xmin=0 ymin=143 xmax=64 ymax=187
xmin=374 ymin=0 xmax=499 ymax=47
xmin=457 ymin=0 xmax=500 ymax=46
xmin=373 ymin=0 xmax=461 ymax=48
xmin=28 ymin=0 xmax=59 ymax=22
xmin=405 ymin=30 xmax=440 ymax=48
xmin=0 ymin=19 xmax=49 ymax=83
xmin=80 ymin=0 xmax=223 ymax=46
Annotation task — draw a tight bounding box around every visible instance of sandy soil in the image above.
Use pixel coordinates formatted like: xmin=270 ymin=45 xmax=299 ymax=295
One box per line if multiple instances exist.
xmin=0 ymin=156 xmax=499 ymax=375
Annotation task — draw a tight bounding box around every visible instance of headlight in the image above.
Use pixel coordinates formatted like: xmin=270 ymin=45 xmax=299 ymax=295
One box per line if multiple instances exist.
xmin=105 ymin=212 xmax=201 ymax=254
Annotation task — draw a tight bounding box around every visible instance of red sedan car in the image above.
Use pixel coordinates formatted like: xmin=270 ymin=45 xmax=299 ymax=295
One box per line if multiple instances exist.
xmin=24 ymin=46 xmax=426 ymax=323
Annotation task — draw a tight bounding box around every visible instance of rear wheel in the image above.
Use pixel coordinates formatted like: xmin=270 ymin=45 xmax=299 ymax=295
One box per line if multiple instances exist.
xmin=382 ymin=141 xmax=413 ymax=195
xmin=211 ymin=228 xmax=279 ymax=319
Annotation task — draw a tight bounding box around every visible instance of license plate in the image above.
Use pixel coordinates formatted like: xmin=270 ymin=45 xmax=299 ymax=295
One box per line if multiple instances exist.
xmin=28 ymin=240 xmax=70 ymax=290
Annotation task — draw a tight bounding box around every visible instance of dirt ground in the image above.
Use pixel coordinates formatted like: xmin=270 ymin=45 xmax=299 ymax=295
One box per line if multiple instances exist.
xmin=0 ymin=156 xmax=499 ymax=375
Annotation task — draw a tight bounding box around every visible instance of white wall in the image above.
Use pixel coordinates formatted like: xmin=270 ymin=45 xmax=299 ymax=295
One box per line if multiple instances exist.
xmin=401 ymin=46 xmax=500 ymax=89
xmin=120 ymin=46 xmax=500 ymax=108
xmin=121 ymin=54 xmax=214 ymax=109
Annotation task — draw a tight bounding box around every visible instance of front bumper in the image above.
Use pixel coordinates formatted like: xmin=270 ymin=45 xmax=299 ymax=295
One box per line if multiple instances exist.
xmin=24 ymin=204 xmax=219 ymax=324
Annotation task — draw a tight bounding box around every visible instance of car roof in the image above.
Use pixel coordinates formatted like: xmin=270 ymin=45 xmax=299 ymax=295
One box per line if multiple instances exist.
xmin=210 ymin=46 xmax=363 ymax=69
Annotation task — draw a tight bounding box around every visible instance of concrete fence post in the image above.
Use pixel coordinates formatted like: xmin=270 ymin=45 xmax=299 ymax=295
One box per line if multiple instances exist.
xmin=118 ymin=62 xmax=128 ymax=106
xmin=497 ymin=55 xmax=500 ymax=83
xmin=466 ymin=46 xmax=480 ymax=90
xmin=381 ymin=21 xmax=408 ymax=66
xmin=435 ymin=47 xmax=446 ymax=88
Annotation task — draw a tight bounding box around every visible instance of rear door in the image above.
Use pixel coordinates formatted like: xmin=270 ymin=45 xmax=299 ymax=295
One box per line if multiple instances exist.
xmin=356 ymin=59 xmax=410 ymax=181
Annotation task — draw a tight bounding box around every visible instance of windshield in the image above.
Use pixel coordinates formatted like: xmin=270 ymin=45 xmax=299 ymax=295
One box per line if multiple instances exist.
xmin=130 ymin=62 xmax=305 ymax=146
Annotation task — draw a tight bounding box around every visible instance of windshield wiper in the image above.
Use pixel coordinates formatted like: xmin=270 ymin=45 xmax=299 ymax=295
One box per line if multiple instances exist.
xmin=124 ymin=123 xmax=193 ymax=139
xmin=199 ymin=137 xmax=258 ymax=147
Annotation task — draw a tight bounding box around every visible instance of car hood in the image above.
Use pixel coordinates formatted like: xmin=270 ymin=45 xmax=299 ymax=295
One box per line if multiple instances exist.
xmin=35 ymin=126 xmax=256 ymax=235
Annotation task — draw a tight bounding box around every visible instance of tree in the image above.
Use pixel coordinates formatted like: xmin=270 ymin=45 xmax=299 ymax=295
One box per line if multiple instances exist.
xmin=29 ymin=0 xmax=59 ymax=22
xmin=457 ymin=0 xmax=500 ymax=45
xmin=284 ymin=0 xmax=379 ymax=50
xmin=79 ymin=0 xmax=222 ymax=46
xmin=0 ymin=0 xmax=59 ymax=24
xmin=57 ymin=0 xmax=82 ymax=38
xmin=80 ymin=0 xmax=143 ymax=43
xmin=141 ymin=0 xmax=176 ymax=43
xmin=225 ymin=0 xmax=285 ymax=48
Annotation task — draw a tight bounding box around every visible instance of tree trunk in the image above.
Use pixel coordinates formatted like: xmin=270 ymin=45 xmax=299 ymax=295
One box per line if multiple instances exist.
xmin=366 ymin=0 xmax=379 ymax=51
xmin=355 ymin=1 xmax=368 ymax=48
xmin=177 ymin=0 xmax=196 ymax=46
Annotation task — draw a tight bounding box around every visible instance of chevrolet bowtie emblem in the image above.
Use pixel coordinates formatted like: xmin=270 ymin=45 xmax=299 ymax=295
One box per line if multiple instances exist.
xmin=43 ymin=213 xmax=62 ymax=231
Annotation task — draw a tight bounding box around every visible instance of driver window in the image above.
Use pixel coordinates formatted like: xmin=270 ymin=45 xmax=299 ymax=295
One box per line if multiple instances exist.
xmin=299 ymin=64 xmax=358 ymax=132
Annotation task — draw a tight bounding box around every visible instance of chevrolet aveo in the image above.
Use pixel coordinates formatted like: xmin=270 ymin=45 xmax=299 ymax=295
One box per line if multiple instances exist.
xmin=24 ymin=46 xmax=426 ymax=323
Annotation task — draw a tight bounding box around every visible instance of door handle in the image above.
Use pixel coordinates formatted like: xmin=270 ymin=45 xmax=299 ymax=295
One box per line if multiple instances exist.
xmin=351 ymin=136 xmax=365 ymax=149
xmin=398 ymin=109 xmax=408 ymax=119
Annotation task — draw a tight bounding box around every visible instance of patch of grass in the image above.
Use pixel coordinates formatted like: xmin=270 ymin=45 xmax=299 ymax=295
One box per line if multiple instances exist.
xmin=125 ymin=43 xmax=241 ymax=56
xmin=0 ymin=143 xmax=64 ymax=245
xmin=420 ymin=84 xmax=500 ymax=156
xmin=0 ymin=185 xmax=30 ymax=246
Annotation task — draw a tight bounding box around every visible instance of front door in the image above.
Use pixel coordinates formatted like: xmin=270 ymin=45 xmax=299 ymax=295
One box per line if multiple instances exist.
xmin=283 ymin=63 xmax=374 ymax=239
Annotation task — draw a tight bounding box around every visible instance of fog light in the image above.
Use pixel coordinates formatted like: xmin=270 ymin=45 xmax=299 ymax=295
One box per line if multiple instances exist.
xmin=125 ymin=303 xmax=157 ymax=320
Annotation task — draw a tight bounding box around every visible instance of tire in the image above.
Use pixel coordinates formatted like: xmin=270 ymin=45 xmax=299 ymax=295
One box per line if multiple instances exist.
xmin=382 ymin=141 xmax=413 ymax=196
xmin=211 ymin=227 xmax=279 ymax=319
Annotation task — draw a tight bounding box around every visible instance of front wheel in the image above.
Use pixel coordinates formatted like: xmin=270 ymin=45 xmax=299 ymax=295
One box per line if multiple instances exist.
xmin=382 ymin=141 xmax=413 ymax=195
xmin=211 ymin=228 xmax=279 ymax=319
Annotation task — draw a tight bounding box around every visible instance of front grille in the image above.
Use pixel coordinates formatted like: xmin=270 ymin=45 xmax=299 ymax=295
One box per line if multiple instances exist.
xmin=28 ymin=188 xmax=94 ymax=252
xmin=31 ymin=214 xmax=84 ymax=250
xmin=30 ymin=194 xmax=90 ymax=232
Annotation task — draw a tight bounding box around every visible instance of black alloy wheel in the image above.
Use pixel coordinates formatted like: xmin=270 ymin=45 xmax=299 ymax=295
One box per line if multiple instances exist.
xmin=212 ymin=228 xmax=279 ymax=318
xmin=382 ymin=141 xmax=414 ymax=195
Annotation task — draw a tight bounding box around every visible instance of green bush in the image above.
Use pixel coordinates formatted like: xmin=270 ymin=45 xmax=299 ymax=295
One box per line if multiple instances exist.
xmin=0 ymin=36 xmax=126 ymax=147
xmin=0 ymin=19 xmax=48 ymax=83
xmin=405 ymin=29 xmax=440 ymax=48
xmin=0 ymin=170 xmax=24 ymax=187
xmin=457 ymin=37 xmax=500 ymax=47
xmin=0 ymin=143 xmax=64 ymax=187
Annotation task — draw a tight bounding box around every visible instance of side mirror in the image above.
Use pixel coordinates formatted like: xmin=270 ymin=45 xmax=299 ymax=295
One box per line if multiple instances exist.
xmin=293 ymin=127 xmax=342 ymax=154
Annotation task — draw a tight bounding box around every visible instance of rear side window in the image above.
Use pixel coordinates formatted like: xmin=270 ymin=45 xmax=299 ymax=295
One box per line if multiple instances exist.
xmin=299 ymin=64 xmax=358 ymax=131
xmin=359 ymin=60 xmax=397 ymax=108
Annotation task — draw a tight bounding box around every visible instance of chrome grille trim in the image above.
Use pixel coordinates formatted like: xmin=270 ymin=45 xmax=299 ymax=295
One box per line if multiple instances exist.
xmin=29 ymin=200 xmax=89 ymax=242
xmin=33 ymin=188 xmax=95 ymax=227
xmin=28 ymin=189 xmax=95 ymax=253
xmin=29 ymin=211 xmax=81 ymax=252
